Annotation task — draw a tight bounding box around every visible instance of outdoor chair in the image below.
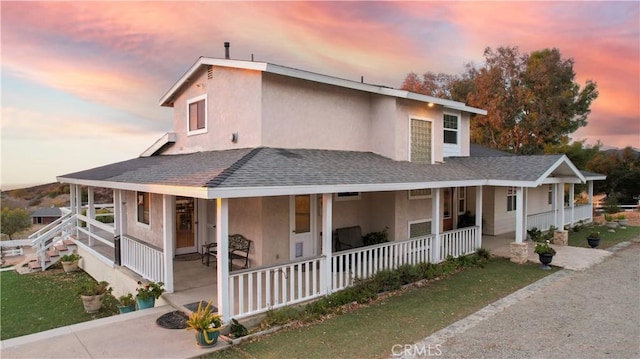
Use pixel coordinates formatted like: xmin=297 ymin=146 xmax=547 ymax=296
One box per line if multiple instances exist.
xmin=202 ymin=234 xmax=251 ymax=269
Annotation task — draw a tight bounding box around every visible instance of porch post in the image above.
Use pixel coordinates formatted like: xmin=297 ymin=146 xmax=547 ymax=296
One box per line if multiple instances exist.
xmin=321 ymin=193 xmax=333 ymax=295
xmin=431 ymin=188 xmax=441 ymax=263
xmin=75 ymin=185 xmax=82 ymax=238
xmin=569 ymin=184 xmax=575 ymax=226
xmin=523 ymin=188 xmax=528 ymax=232
xmin=87 ymin=187 xmax=95 ymax=246
xmin=475 ymin=186 xmax=483 ymax=248
xmin=588 ymin=181 xmax=594 ymax=218
xmin=70 ymin=184 xmax=76 ymax=215
xmin=216 ymin=198 xmax=230 ymax=322
xmin=162 ymin=195 xmax=175 ymax=293
xmin=556 ymin=183 xmax=565 ymax=229
xmin=515 ymin=187 xmax=524 ymax=243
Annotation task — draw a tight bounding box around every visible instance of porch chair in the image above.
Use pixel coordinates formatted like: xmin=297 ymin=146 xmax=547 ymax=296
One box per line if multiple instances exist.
xmin=334 ymin=226 xmax=364 ymax=251
xmin=202 ymin=234 xmax=252 ymax=269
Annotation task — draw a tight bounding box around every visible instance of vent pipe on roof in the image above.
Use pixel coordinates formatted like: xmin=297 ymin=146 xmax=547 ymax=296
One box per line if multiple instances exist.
xmin=224 ymin=42 xmax=230 ymax=59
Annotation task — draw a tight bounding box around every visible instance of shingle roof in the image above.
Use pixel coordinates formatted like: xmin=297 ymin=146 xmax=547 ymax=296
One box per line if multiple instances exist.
xmin=469 ymin=144 xmax=514 ymax=157
xmin=31 ymin=207 xmax=62 ymax=218
xmin=59 ymin=147 xmax=578 ymax=193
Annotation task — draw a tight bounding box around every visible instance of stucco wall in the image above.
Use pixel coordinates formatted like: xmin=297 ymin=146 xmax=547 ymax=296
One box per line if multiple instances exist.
xmin=261 ymin=73 xmax=371 ymax=151
xmin=394 ymin=190 xmax=433 ymax=240
xmin=163 ymin=67 xmax=262 ymax=154
xmin=527 ymin=185 xmax=553 ymax=214
xmin=124 ymin=191 xmax=164 ymax=249
xmin=395 ymin=99 xmax=444 ymax=163
xmin=261 ymin=196 xmax=290 ymax=266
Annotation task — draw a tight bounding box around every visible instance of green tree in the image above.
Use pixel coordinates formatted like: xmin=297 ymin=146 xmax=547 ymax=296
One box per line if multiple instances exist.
xmin=588 ymin=147 xmax=640 ymax=203
xmin=402 ymin=46 xmax=599 ymax=154
xmin=1 ymin=208 xmax=32 ymax=240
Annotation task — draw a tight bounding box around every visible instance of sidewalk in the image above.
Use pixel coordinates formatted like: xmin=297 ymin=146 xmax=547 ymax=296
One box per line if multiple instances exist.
xmin=0 ymin=306 xmax=229 ymax=359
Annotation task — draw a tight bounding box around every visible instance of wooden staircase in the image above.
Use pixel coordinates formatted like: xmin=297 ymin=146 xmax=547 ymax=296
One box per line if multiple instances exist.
xmin=26 ymin=239 xmax=78 ymax=272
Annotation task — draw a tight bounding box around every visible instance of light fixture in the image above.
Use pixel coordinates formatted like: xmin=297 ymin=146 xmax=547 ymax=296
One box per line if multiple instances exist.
xmin=428 ymin=102 xmax=434 ymax=108
xmin=231 ymin=132 xmax=238 ymax=143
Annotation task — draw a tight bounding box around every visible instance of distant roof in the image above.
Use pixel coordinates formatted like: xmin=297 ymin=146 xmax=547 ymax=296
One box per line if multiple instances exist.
xmin=158 ymin=57 xmax=487 ymax=116
xmin=31 ymin=207 xmax=62 ymax=218
xmin=58 ymin=147 xmax=588 ymax=199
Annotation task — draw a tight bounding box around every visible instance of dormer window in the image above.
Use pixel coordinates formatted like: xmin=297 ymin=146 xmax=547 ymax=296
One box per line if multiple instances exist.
xmin=443 ymin=114 xmax=458 ymax=144
xmin=187 ymin=94 xmax=207 ymax=136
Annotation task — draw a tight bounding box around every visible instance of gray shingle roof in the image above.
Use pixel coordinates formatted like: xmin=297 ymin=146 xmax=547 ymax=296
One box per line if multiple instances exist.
xmin=59 ymin=147 xmax=578 ymax=192
xmin=469 ymin=144 xmax=514 ymax=157
xmin=31 ymin=207 xmax=62 ymax=218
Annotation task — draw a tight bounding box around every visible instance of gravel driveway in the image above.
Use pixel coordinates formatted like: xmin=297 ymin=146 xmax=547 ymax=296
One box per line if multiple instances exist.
xmin=401 ymin=241 xmax=640 ymax=359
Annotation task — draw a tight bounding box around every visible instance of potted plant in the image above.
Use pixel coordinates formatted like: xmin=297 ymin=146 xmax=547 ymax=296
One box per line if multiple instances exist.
xmin=78 ymin=280 xmax=112 ymax=313
xmin=617 ymin=214 xmax=628 ymax=227
xmin=186 ymin=300 xmax=224 ymax=347
xmin=534 ymin=241 xmax=556 ymax=270
xmin=586 ymin=232 xmax=601 ymax=248
xmin=117 ymin=293 xmax=136 ymax=314
xmin=60 ymin=253 xmax=81 ymax=273
xmin=136 ymin=280 xmax=164 ymax=309
xmin=604 ymin=214 xmax=618 ymax=229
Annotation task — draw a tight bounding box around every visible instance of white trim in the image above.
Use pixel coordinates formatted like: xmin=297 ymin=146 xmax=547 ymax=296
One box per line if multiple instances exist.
xmin=158 ymin=58 xmax=487 ymax=115
xmin=135 ymin=191 xmax=151 ymax=228
xmin=535 ymin=155 xmax=585 ymax=186
xmin=443 ymin=110 xmax=461 ymax=157
xmin=408 ymin=219 xmax=432 ymax=239
xmin=408 ymin=188 xmax=432 ymax=200
xmin=507 ymin=186 xmax=517 ymax=212
xmin=409 ymin=116 xmax=434 ymax=164
xmin=186 ymin=94 xmax=207 ymax=136
xmin=333 ymin=192 xmax=361 ymax=201
xmin=140 ymin=132 xmax=177 ymax=157
xmin=458 ymin=187 xmax=466 ymax=215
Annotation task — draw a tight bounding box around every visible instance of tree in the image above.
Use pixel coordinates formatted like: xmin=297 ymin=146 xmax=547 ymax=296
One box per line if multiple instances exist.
xmin=1 ymin=208 xmax=32 ymax=240
xmin=588 ymin=147 xmax=640 ymax=204
xmin=401 ymin=46 xmax=599 ymax=154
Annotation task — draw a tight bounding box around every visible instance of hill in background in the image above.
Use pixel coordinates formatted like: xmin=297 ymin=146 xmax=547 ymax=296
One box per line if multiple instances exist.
xmin=1 ymin=183 xmax=113 ymax=213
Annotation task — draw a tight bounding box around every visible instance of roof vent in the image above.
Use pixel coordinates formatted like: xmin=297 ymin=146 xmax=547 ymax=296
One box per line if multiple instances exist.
xmin=207 ymin=65 xmax=213 ymax=79
xmin=224 ymin=42 xmax=230 ymax=59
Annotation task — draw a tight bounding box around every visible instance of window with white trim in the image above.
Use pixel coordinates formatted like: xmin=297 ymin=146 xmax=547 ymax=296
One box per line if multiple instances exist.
xmin=410 ymin=118 xmax=432 ymax=164
xmin=443 ymin=114 xmax=459 ymax=144
xmin=137 ymin=192 xmax=150 ymax=225
xmin=408 ymin=188 xmax=432 ymax=199
xmin=409 ymin=220 xmax=432 ymax=238
xmin=458 ymin=187 xmax=466 ymax=214
xmin=548 ymin=185 xmax=553 ymax=205
xmin=187 ymin=95 xmax=207 ymax=135
xmin=507 ymin=187 xmax=517 ymax=212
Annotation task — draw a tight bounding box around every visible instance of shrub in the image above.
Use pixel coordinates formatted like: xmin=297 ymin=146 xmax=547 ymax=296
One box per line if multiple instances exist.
xmin=261 ymin=307 xmax=300 ymax=328
xmin=229 ymin=318 xmax=248 ymax=338
xmin=370 ymin=270 xmax=401 ymax=292
xmin=396 ymin=264 xmax=420 ymax=285
xmin=362 ymin=228 xmax=389 ymax=246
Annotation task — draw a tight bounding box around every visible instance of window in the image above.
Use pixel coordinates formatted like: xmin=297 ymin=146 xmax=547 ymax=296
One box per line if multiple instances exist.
xmin=408 ymin=188 xmax=432 ymax=200
xmin=410 ymin=119 xmax=432 ymax=163
xmin=443 ymin=114 xmax=459 ymax=144
xmin=458 ymin=187 xmax=466 ymax=214
xmin=548 ymin=185 xmax=553 ymax=205
xmin=137 ymin=192 xmax=150 ymax=225
xmin=334 ymin=192 xmax=361 ymax=201
xmin=409 ymin=220 xmax=432 ymax=238
xmin=507 ymin=187 xmax=517 ymax=212
xmin=187 ymin=95 xmax=207 ymax=135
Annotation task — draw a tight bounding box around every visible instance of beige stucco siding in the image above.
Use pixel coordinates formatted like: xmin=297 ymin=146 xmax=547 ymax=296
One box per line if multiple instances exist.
xmin=124 ymin=191 xmax=164 ymax=249
xmin=396 ymin=99 xmax=444 ymax=163
xmin=527 ymin=185 xmax=553 ymax=215
xmin=394 ymin=191 xmax=433 ymax=240
xmin=261 ymin=73 xmax=371 ymax=151
xmin=164 ymin=67 xmax=262 ymax=154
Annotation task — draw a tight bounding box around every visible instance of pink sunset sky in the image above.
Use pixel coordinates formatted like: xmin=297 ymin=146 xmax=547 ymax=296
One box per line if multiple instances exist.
xmin=1 ymin=1 xmax=639 ymax=188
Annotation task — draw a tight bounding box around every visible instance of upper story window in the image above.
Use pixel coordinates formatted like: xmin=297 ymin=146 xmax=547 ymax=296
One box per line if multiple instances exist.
xmin=443 ymin=114 xmax=459 ymax=144
xmin=507 ymin=187 xmax=517 ymax=212
xmin=187 ymin=95 xmax=207 ymax=136
xmin=137 ymin=192 xmax=150 ymax=225
xmin=410 ymin=118 xmax=432 ymax=164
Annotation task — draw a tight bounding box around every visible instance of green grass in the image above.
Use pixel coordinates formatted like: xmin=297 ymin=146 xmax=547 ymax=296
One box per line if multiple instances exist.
xmin=205 ymin=258 xmax=557 ymax=359
xmin=568 ymin=224 xmax=639 ymax=248
xmin=0 ymin=267 xmax=119 ymax=340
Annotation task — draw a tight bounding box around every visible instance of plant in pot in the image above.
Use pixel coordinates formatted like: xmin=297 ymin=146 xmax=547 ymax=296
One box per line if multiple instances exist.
xmin=604 ymin=214 xmax=618 ymax=230
xmin=60 ymin=253 xmax=81 ymax=273
xmin=78 ymin=280 xmax=112 ymax=313
xmin=534 ymin=241 xmax=557 ymax=270
xmin=617 ymin=214 xmax=628 ymax=227
xmin=117 ymin=293 xmax=136 ymax=314
xmin=586 ymin=232 xmax=601 ymax=248
xmin=186 ymin=300 xmax=224 ymax=347
xmin=135 ymin=280 xmax=164 ymax=309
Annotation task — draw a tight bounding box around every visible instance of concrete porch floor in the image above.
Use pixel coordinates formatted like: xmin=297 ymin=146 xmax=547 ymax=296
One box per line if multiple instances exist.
xmin=481 ymin=232 xmax=613 ymax=271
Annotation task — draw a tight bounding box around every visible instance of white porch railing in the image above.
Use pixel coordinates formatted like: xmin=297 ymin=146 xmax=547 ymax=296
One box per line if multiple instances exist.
xmin=228 ymin=256 xmax=324 ymax=318
xmin=331 ymin=235 xmax=434 ymax=292
xmin=527 ymin=204 xmax=593 ymax=231
xmin=440 ymin=226 xmax=478 ymax=259
xmin=121 ymin=236 xmax=164 ymax=283
xmin=566 ymin=204 xmax=592 ymax=224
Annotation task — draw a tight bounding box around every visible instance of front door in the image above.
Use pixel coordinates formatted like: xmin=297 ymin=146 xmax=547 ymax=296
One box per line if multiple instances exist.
xmin=176 ymin=197 xmax=196 ymax=255
xmin=290 ymin=195 xmax=317 ymax=260
xmin=443 ymin=188 xmax=453 ymax=231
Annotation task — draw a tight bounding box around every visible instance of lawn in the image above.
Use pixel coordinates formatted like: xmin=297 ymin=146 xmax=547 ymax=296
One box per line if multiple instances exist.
xmin=568 ymin=224 xmax=639 ymax=248
xmin=207 ymin=258 xmax=558 ymax=359
xmin=0 ymin=267 xmax=119 ymax=340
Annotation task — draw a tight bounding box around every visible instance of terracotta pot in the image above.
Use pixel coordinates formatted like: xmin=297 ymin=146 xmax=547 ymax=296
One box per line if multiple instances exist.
xmin=61 ymin=260 xmax=79 ymax=273
xmin=81 ymin=294 xmax=105 ymax=313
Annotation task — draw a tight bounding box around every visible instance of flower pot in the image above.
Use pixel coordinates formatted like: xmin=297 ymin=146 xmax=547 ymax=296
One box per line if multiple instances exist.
xmin=587 ymin=236 xmax=600 ymax=248
xmin=81 ymin=294 xmax=105 ymax=313
xmin=618 ymin=219 xmax=628 ymax=227
xmin=538 ymin=253 xmax=554 ymax=270
xmin=136 ymin=297 xmax=155 ymax=310
xmin=606 ymin=221 xmax=618 ymax=229
xmin=117 ymin=304 xmax=136 ymax=314
xmin=195 ymin=330 xmax=220 ymax=347
xmin=61 ymin=260 xmax=79 ymax=273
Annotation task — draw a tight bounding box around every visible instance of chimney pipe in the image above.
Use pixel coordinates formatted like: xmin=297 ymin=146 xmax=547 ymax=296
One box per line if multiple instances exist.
xmin=224 ymin=42 xmax=230 ymax=59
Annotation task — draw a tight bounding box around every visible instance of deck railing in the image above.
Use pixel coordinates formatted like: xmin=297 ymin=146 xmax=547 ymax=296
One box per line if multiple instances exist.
xmin=527 ymin=204 xmax=593 ymax=231
xmin=228 ymin=256 xmax=324 ymax=318
xmin=439 ymin=226 xmax=478 ymax=259
xmin=331 ymin=235 xmax=434 ymax=292
xmin=121 ymin=236 xmax=164 ymax=282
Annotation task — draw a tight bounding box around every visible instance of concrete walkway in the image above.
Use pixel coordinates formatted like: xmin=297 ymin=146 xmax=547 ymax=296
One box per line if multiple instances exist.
xmin=0 ymin=306 xmax=229 ymax=358
xmin=397 ymin=241 xmax=640 ymax=359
